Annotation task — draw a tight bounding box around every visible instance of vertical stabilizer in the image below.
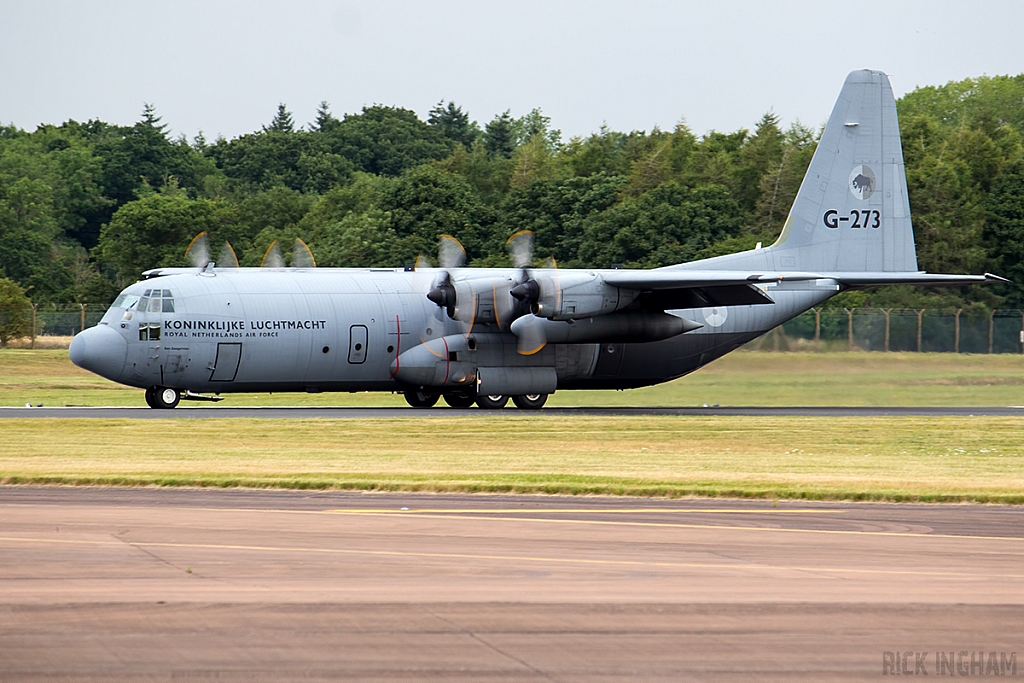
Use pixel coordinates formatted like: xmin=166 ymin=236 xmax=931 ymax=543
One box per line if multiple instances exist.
xmin=769 ymin=69 xmax=917 ymax=273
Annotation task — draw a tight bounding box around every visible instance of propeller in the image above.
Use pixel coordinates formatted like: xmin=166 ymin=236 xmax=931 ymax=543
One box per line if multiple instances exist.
xmin=505 ymin=231 xmax=562 ymax=354
xmin=438 ymin=234 xmax=466 ymax=270
xmin=425 ymin=235 xmax=466 ymax=318
xmin=292 ymin=238 xmax=316 ymax=268
xmin=260 ymin=241 xmax=284 ymax=268
xmin=218 ymin=241 xmax=239 ymax=268
xmin=506 ymin=231 xmax=557 ymax=314
xmin=185 ymin=232 xmax=210 ymax=269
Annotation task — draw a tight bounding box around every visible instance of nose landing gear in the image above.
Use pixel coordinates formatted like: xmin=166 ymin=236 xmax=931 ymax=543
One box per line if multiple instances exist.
xmin=145 ymin=386 xmax=181 ymax=409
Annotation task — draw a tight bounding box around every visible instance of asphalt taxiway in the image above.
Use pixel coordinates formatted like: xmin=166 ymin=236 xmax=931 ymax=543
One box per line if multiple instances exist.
xmin=3 ymin=405 xmax=1024 ymax=418
xmin=1 ymin=487 xmax=1021 ymax=681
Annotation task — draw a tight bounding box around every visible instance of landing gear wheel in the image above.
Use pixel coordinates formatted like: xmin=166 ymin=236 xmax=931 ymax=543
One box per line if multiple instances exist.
xmin=443 ymin=391 xmax=476 ymax=408
xmin=476 ymin=394 xmax=509 ymax=410
xmin=512 ymin=393 xmax=548 ymax=410
xmin=150 ymin=386 xmax=180 ymax=409
xmin=404 ymin=390 xmax=440 ymax=408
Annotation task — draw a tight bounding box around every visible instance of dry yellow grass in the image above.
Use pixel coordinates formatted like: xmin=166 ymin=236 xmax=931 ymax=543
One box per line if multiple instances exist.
xmin=2 ymin=416 xmax=1022 ymax=502
xmin=4 ymin=349 xmax=1024 ymax=407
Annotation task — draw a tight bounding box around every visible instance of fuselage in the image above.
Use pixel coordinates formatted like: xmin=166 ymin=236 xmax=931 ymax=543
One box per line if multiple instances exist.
xmin=70 ymin=266 xmax=840 ymax=398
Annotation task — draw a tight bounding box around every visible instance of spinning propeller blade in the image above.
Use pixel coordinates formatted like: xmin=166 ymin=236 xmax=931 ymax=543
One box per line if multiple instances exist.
xmin=261 ymin=241 xmax=284 ymax=268
xmin=218 ymin=241 xmax=239 ymax=268
xmin=185 ymin=232 xmax=210 ymax=269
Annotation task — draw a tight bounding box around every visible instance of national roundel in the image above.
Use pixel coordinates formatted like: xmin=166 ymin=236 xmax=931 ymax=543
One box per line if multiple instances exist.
xmin=848 ymin=165 xmax=876 ymax=200
xmin=702 ymin=307 xmax=728 ymax=328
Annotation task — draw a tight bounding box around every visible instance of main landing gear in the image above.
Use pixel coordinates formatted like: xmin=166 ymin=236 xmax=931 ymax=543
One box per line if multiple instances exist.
xmin=145 ymin=386 xmax=181 ymax=409
xmin=512 ymin=393 xmax=548 ymax=410
xmin=403 ymin=391 xmax=548 ymax=410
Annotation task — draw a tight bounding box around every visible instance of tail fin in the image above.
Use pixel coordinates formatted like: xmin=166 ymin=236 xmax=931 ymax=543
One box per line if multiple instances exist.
xmin=770 ymin=69 xmax=917 ymax=273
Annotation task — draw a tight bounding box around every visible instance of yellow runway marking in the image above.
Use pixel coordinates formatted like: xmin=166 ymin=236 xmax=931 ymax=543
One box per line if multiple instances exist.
xmin=5 ymin=503 xmax=1020 ymax=543
xmin=324 ymin=508 xmax=845 ymax=515
xmin=323 ymin=510 xmax=1024 ymax=543
xmin=0 ymin=535 xmax=1022 ymax=580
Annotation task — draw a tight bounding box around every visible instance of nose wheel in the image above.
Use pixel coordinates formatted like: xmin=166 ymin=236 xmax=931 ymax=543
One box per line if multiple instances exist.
xmin=145 ymin=386 xmax=181 ymax=409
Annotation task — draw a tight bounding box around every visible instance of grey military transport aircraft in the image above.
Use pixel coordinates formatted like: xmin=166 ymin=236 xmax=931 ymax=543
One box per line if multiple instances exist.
xmin=70 ymin=70 xmax=1003 ymax=410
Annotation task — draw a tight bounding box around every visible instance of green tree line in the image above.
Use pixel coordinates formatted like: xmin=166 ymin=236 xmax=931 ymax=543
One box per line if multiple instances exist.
xmin=2 ymin=73 xmax=1023 ymax=312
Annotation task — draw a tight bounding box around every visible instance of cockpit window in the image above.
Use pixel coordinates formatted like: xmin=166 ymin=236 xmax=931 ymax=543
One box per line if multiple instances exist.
xmin=120 ymin=290 xmax=173 ymax=324
xmin=138 ymin=323 xmax=161 ymax=341
xmin=111 ymin=294 xmax=140 ymax=310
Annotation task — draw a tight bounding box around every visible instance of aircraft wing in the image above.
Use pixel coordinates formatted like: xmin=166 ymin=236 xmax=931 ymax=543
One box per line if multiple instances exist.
xmin=602 ymin=269 xmax=824 ymax=289
xmin=600 ymin=270 xmax=801 ymax=308
xmin=600 ymin=269 xmax=1005 ymax=309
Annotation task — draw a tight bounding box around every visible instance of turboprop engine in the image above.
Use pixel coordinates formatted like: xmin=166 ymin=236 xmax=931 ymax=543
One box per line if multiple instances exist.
xmin=427 ymin=274 xmax=520 ymax=329
xmin=510 ymin=270 xmax=639 ymax=320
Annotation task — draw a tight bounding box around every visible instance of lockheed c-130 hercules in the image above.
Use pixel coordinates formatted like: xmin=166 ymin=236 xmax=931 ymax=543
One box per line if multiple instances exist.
xmin=70 ymin=70 xmax=1004 ymax=410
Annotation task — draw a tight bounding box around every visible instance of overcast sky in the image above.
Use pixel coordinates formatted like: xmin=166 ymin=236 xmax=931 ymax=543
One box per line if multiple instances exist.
xmin=3 ymin=0 xmax=1024 ymax=142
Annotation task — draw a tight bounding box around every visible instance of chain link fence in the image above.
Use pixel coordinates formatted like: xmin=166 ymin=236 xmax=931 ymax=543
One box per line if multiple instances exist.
xmin=0 ymin=304 xmax=107 ymax=346
xmin=756 ymin=308 xmax=1024 ymax=353
xmin=3 ymin=305 xmax=1024 ymax=353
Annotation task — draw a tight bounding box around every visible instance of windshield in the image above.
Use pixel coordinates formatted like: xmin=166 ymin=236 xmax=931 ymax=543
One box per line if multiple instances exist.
xmin=111 ymin=294 xmax=140 ymax=310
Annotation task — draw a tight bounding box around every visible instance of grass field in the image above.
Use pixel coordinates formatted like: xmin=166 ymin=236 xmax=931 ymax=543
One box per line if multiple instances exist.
xmin=3 ymin=348 xmax=1023 ymax=502
xmin=1 ymin=415 xmax=1022 ymax=502
xmin=3 ymin=348 xmax=1024 ymax=407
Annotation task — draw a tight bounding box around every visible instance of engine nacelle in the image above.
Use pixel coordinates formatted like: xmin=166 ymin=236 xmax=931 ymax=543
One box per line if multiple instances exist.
xmin=450 ymin=276 xmax=517 ymax=327
xmin=531 ymin=272 xmax=638 ymax=321
xmin=390 ymin=335 xmax=476 ymax=388
xmin=510 ymin=311 xmax=699 ymax=346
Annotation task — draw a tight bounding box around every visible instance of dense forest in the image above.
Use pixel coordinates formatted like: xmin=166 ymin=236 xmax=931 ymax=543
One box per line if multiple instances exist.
xmin=2 ymin=74 xmax=1024 ymax=313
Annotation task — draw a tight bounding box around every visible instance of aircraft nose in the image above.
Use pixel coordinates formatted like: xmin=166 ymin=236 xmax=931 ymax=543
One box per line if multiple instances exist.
xmin=69 ymin=324 xmax=128 ymax=380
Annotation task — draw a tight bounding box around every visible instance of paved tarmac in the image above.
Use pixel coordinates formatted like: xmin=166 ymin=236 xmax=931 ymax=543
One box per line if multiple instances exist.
xmin=3 ymin=405 xmax=1024 ymax=418
xmin=1 ymin=487 xmax=1022 ymax=681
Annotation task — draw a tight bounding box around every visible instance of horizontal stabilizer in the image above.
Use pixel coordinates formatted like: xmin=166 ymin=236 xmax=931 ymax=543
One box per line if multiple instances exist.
xmin=835 ymin=272 xmax=1008 ymax=287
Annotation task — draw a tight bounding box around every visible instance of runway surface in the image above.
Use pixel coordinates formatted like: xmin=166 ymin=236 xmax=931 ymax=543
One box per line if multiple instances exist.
xmin=3 ymin=405 xmax=1024 ymax=418
xmin=1 ymin=487 xmax=1022 ymax=681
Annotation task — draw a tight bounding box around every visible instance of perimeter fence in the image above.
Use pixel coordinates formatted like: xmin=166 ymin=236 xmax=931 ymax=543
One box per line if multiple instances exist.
xmin=759 ymin=308 xmax=1024 ymax=354
xmin=1 ymin=305 xmax=1023 ymax=353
